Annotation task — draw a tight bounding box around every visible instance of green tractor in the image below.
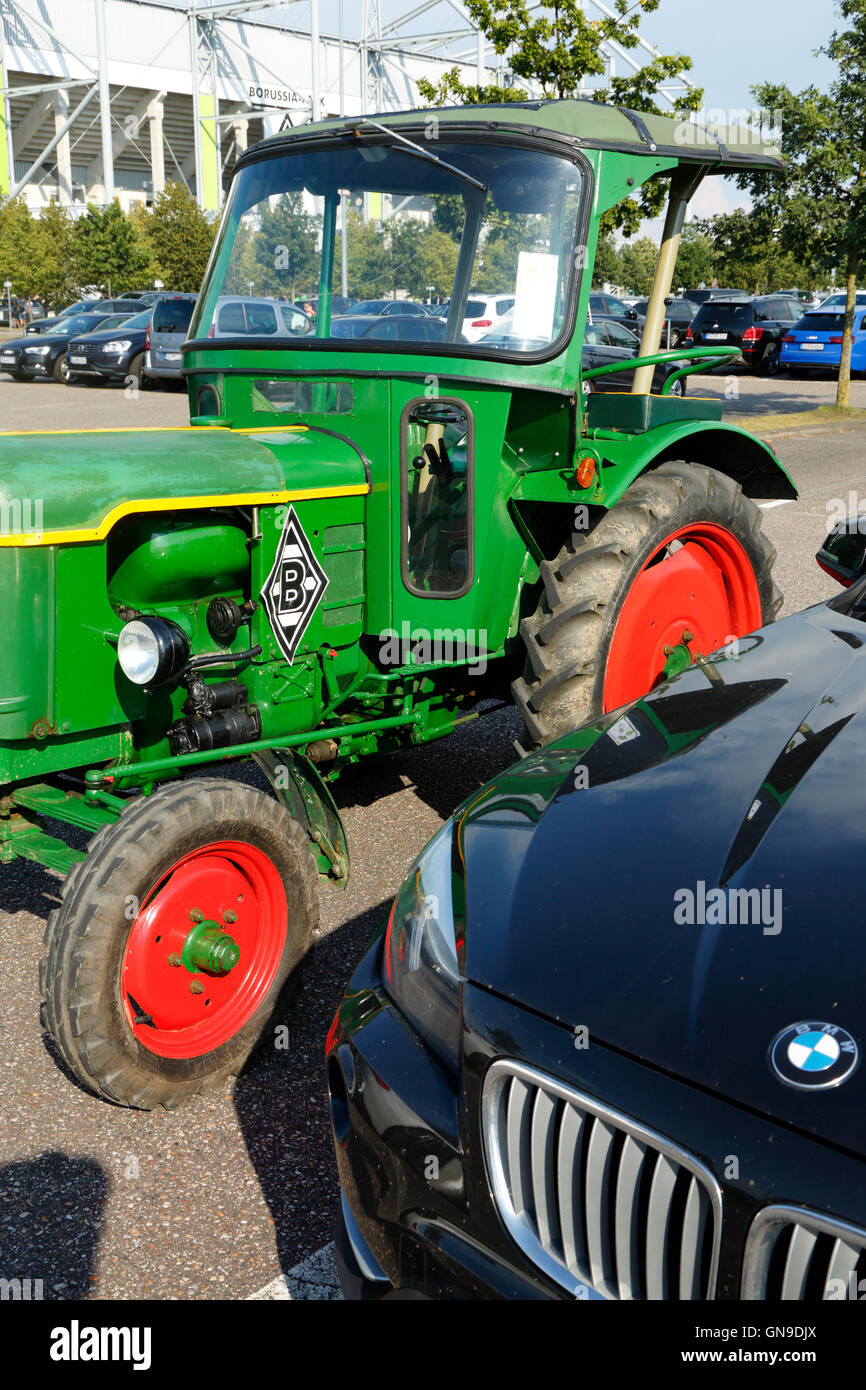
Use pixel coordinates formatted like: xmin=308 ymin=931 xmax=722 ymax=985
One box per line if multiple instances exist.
xmin=0 ymin=100 xmax=795 ymax=1108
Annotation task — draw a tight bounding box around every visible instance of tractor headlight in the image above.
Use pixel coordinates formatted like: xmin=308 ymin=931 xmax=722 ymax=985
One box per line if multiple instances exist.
xmin=117 ymin=616 xmax=189 ymax=687
xmin=103 ymin=339 xmax=132 ymax=354
xmin=383 ymin=823 xmax=462 ymax=1071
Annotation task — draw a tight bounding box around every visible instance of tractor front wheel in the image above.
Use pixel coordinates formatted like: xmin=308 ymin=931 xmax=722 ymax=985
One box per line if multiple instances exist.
xmin=40 ymin=779 xmax=318 ymax=1108
xmin=513 ymin=461 xmax=781 ymax=749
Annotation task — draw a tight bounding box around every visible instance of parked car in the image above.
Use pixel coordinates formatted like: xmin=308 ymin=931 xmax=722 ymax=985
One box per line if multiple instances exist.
xmin=329 ymin=313 xmax=448 ymax=343
xmin=66 ymin=308 xmax=152 ymax=386
xmin=342 ymin=298 xmax=427 ymax=317
xmin=683 ymin=287 xmax=747 ymax=305
xmin=588 ymin=291 xmax=639 ymax=326
xmin=329 ymin=517 xmax=866 ymax=1301
xmin=143 ymin=292 xmax=198 ymax=383
xmin=818 ymin=290 xmax=866 ymax=311
xmin=26 ymin=297 xmax=142 ymax=335
xmin=780 ymin=308 xmax=866 ymax=376
xmin=687 ymin=294 xmax=802 ymax=375
xmin=0 ymin=311 xmax=123 ymax=382
xmin=292 ymin=294 xmax=354 ymax=317
xmin=205 ymin=296 xmax=313 ymax=338
xmin=630 ymin=296 xmax=700 ymax=348
xmin=461 ymin=292 xmax=516 ymax=343
xmin=582 ymin=317 xmax=687 ymax=393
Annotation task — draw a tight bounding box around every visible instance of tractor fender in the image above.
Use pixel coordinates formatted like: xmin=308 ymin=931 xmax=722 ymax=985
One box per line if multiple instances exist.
xmin=595 ymin=421 xmax=797 ymax=504
xmin=253 ymin=747 xmax=349 ymax=887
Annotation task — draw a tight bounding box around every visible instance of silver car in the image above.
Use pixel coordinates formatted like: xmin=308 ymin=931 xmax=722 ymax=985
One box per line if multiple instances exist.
xmin=144 ymin=293 xmax=198 ymax=383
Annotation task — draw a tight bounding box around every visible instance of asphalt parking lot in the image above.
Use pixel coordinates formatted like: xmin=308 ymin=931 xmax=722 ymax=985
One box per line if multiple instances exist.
xmin=1 ymin=366 xmax=864 ymax=1300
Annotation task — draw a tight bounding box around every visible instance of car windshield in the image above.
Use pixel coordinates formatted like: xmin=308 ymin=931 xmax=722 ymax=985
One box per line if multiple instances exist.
xmin=793 ymin=313 xmax=845 ymax=332
xmin=45 ymin=314 xmax=105 ymax=336
xmin=192 ymin=138 xmax=584 ymax=356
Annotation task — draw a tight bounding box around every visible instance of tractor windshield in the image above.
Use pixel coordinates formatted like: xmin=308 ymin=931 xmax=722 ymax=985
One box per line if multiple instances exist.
xmin=191 ymin=137 xmax=584 ymax=358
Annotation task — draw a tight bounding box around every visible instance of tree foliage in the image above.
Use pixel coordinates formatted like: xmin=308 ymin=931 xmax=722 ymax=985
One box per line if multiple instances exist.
xmin=736 ymin=0 xmax=866 ymax=403
xmin=145 ymin=182 xmax=217 ymax=291
xmin=416 ymin=0 xmax=701 ymax=236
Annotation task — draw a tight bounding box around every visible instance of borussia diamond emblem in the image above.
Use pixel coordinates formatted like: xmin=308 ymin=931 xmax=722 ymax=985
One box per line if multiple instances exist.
xmin=261 ymin=506 xmax=328 ymax=664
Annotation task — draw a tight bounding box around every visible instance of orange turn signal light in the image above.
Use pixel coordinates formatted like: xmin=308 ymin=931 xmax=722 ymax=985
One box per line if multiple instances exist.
xmin=575 ymin=455 xmax=597 ymax=489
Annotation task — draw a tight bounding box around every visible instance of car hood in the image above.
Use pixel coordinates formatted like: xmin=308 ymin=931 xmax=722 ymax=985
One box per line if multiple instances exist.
xmin=460 ymin=602 xmax=866 ymax=1153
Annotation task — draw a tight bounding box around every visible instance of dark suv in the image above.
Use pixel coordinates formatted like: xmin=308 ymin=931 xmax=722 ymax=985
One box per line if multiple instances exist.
xmin=686 ymin=294 xmax=803 ymax=375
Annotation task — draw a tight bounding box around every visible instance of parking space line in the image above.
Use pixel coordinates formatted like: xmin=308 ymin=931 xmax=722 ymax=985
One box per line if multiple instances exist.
xmin=759 ymin=500 xmax=794 ymax=509
xmin=247 ymin=1243 xmax=342 ymax=1300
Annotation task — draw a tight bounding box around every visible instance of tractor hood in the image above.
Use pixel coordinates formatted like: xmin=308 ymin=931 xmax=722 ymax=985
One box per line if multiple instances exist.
xmin=461 ymin=601 xmax=866 ymax=1154
xmin=0 ymin=425 xmax=368 ymax=546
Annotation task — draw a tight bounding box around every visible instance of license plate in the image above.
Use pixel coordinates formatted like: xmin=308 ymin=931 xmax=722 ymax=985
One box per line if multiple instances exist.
xmin=69 ymin=355 xmax=87 ymax=364
xmin=704 ymin=333 xmax=728 ymax=340
xmin=801 ymin=342 xmax=824 ymax=351
xmin=163 ymin=352 xmax=182 ymax=362
xmin=1 ymin=353 xmax=15 ymax=362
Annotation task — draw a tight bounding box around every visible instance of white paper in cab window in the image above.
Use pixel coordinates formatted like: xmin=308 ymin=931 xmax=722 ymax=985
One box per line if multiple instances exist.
xmin=512 ymin=251 xmax=559 ymax=341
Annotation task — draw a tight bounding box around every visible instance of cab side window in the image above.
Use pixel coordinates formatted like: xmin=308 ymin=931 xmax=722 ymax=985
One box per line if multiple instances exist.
xmin=401 ymin=399 xmax=474 ymax=597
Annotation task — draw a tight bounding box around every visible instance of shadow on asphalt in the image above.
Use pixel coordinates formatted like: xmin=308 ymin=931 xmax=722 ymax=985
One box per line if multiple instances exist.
xmin=0 ymin=1151 xmax=108 ymax=1299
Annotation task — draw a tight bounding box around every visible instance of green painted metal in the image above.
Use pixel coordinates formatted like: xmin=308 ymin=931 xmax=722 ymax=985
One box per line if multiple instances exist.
xmin=182 ymin=919 xmax=241 ymax=976
xmin=0 ymin=98 xmax=795 ymax=882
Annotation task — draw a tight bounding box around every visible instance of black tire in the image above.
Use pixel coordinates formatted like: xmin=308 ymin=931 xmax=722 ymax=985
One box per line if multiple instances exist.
xmin=127 ymin=352 xmax=144 ymax=385
xmin=52 ymin=352 xmax=69 ymax=383
xmin=40 ymin=779 xmax=318 ymax=1109
xmin=512 ymin=461 xmax=781 ymax=750
xmin=757 ymin=341 xmax=781 ymax=377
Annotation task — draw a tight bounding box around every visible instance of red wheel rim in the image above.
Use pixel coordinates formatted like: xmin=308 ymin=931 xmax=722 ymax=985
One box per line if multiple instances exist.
xmin=121 ymin=841 xmax=287 ymax=1059
xmin=603 ymin=522 xmax=762 ymax=712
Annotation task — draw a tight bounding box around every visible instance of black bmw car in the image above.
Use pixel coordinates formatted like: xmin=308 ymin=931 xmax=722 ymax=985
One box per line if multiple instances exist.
xmin=65 ymin=307 xmax=152 ymax=386
xmin=328 ymin=517 xmax=866 ymax=1301
xmin=0 ymin=311 xmax=121 ymax=382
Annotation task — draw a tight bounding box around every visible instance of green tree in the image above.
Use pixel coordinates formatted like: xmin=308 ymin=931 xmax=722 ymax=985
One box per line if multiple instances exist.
xmin=591 ymin=233 xmax=624 ymax=287
xmin=0 ymin=197 xmax=40 ymax=297
xmin=673 ymin=222 xmax=715 ymax=291
xmin=417 ymin=0 xmax=701 ymax=235
xmin=697 ymin=210 xmax=818 ymax=296
xmin=73 ymin=201 xmax=151 ymax=294
xmin=145 ymin=182 xmax=217 ymax=292
xmin=619 ymin=236 xmax=659 ymax=295
xmin=736 ymin=0 xmax=866 ymax=404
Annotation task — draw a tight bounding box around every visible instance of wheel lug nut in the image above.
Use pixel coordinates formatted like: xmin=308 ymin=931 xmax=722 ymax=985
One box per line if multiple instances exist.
xmin=189 ymin=909 xmax=204 ymax=923
xmin=223 ymin=910 xmax=237 ymax=925
xmin=190 ymin=980 xmax=204 ymax=995
xmin=682 ymin=630 xmax=694 ymax=643
xmin=168 ymin=952 xmax=182 ymax=968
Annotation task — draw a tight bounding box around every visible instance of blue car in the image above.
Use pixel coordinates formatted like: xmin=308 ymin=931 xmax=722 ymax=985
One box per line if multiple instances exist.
xmin=781 ymin=308 xmax=866 ymax=375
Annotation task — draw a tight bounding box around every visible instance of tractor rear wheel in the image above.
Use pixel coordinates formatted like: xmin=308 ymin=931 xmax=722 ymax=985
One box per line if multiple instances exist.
xmin=40 ymin=779 xmax=318 ymax=1109
xmin=513 ymin=460 xmax=781 ymax=750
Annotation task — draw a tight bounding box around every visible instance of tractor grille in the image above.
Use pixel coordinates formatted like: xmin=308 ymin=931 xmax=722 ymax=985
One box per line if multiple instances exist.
xmin=482 ymin=1060 xmax=722 ymax=1300
xmin=742 ymin=1206 xmax=866 ymax=1300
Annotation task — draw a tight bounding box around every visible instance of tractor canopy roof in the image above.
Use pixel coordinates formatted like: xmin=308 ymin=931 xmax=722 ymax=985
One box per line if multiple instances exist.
xmin=246 ymin=98 xmax=784 ymax=175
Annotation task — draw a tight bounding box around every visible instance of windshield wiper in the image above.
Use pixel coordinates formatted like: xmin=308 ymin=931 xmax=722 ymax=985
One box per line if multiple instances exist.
xmin=349 ymin=120 xmax=488 ymax=196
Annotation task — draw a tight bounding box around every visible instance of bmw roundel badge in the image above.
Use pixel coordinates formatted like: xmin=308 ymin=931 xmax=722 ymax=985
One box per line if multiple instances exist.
xmin=769 ymin=1021 xmax=860 ymax=1090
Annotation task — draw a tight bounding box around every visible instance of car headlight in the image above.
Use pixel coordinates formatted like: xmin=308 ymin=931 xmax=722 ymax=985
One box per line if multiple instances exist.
xmin=383 ymin=822 xmax=463 ymax=1070
xmin=24 ymin=345 xmax=50 ymax=354
xmin=103 ymin=339 xmax=132 ymax=353
xmin=117 ymin=616 xmax=190 ymax=687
